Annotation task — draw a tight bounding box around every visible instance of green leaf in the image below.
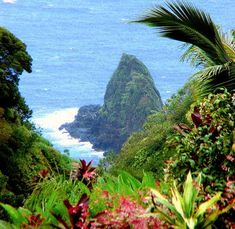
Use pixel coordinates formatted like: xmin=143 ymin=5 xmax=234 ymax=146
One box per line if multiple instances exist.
xmin=151 ymin=188 xmax=184 ymax=223
xmin=195 ymin=192 xmax=221 ymax=217
xmin=151 ymin=188 xmax=168 ymax=202
xmin=134 ymin=1 xmax=235 ymax=97
xmin=203 ymin=200 xmax=235 ymax=228
xmin=171 ymin=186 xmax=185 ymax=223
xmin=0 ymin=203 xmax=27 ymax=225
xmin=182 ymin=172 xmax=201 ymax=218
xmin=186 ymin=217 xmax=197 ymax=229
xmin=141 ymin=172 xmax=156 ymax=188
xmin=182 ymin=172 xmax=194 ymax=217
xmin=202 ymin=209 xmax=221 ymax=228
xmin=0 ymin=220 xmax=17 ymax=229
xmin=119 ymin=171 xmax=141 ymax=190
xmin=155 ymin=208 xmax=176 ymax=225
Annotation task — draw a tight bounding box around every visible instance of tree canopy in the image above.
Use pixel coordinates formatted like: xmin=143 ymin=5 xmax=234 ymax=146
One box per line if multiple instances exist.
xmin=0 ymin=27 xmax=32 ymax=120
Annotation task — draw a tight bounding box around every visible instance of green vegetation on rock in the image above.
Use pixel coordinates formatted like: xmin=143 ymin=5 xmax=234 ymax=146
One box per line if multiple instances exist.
xmin=107 ymin=82 xmax=195 ymax=179
xmin=96 ymin=53 xmax=163 ymax=151
xmin=101 ymin=53 xmax=162 ymax=135
xmin=63 ymin=53 xmax=163 ymax=152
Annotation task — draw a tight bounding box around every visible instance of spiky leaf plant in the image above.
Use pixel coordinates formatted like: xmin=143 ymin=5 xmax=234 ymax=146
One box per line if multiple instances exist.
xmin=150 ymin=172 xmax=234 ymax=228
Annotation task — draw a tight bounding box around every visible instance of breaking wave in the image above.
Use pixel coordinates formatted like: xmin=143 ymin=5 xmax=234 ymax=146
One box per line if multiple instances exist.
xmin=33 ymin=108 xmax=103 ymax=165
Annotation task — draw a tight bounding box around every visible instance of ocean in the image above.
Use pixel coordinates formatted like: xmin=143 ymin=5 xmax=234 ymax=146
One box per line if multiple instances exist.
xmin=0 ymin=0 xmax=234 ymax=164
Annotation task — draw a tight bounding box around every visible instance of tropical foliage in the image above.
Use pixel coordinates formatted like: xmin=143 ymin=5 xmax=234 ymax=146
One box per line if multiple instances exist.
xmin=2 ymin=169 xmax=234 ymax=228
xmin=0 ymin=27 xmax=71 ymax=213
xmin=149 ymin=172 xmax=234 ymax=229
xmin=168 ymin=90 xmax=235 ymax=191
xmin=135 ymin=1 xmax=235 ymax=97
xmin=108 ymin=82 xmax=195 ymax=179
xmin=0 ymin=1 xmax=234 ymax=228
xmin=0 ymin=27 xmax=32 ymax=121
xmin=0 ymin=170 xmax=166 ymax=228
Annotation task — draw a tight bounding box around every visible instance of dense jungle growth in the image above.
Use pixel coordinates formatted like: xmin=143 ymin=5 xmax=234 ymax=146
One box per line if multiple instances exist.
xmin=0 ymin=1 xmax=234 ymax=228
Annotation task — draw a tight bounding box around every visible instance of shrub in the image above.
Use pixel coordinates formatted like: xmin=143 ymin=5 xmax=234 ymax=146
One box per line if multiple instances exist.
xmin=93 ymin=196 xmax=164 ymax=229
xmin=168 ymin=90 xmax=235 ymax=192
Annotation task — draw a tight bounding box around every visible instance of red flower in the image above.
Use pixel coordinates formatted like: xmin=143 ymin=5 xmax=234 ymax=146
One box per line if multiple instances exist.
xmin=102 ymin=190 xmax=109 ymax=198
xmin=38 ymin=169 xmax=49 ymax=178
xmin=22 ymin=214 xmax=44 ymax=228
xmin=52 ymin=194 xmax=90 ymax=229
xmin=77 ymin=160 xmax=96 ymax=183
xmin=93 ymin=197 xmax=164 ymax=228
xmin=64 ymin=195 xmax=89 ymax=227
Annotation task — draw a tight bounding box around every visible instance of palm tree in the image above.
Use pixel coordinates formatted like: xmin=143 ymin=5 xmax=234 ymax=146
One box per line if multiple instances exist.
xmin=134 ymin=1 xmax=235 ymax=97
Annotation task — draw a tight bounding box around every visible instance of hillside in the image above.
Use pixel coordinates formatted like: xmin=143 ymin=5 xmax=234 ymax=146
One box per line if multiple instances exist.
xmin=0 ymin=27 xmax=71 ymax=212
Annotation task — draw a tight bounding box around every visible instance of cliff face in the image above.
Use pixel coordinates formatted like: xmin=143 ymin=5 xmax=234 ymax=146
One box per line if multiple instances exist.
xmin=61 ymin=54 xmax=163 ymax=152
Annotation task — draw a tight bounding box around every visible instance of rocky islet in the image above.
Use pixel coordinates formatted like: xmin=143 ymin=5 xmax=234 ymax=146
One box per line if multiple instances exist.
xmin=60 ymin=54 xmax=163 ymax=152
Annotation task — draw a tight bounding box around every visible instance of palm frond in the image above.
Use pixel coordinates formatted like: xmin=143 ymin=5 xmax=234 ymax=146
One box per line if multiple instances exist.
xmin=221 ymin=33 xmax=235 ymax=61
xmin=181 ymin=29 xmax=235 ymax=68
xmin=135 ymin=1 xmax=229 ymax=65
xmin=194 ymin=62 xmax=235 ymax=97
xmin=181 ymin=44 xmax=215 ymax=68
xmin=232 ymin=30 xmax=235 ymax=43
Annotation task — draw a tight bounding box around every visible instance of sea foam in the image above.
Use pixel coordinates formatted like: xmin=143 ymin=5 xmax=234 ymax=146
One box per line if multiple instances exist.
xmin=33 ymin=108 xmax=104 ymax=163
xmin=3 ymin=0 xmax=16 ymax=4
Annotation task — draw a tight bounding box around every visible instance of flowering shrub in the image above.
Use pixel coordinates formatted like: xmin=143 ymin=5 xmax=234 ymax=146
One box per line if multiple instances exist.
xmin=166 ymin=90 xmax=235 ymax=227
xmin=168 ymin=90 xmax=235 ymax=192
xmin=93 ymin=196 xmax=164 ymax=229
xmin=1 ymin=170 xmax=233 ymax=228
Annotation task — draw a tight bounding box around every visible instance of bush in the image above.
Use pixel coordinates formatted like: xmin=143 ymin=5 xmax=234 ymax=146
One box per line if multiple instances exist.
xmin=0 ymin=115 xmax=72 ymax=208
xmin=168 ymin=90 xmax=235 ymax=192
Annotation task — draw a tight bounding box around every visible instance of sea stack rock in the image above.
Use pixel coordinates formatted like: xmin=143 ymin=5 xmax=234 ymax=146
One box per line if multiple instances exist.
xmin=61 ymin=54 xmax=163 ymax=152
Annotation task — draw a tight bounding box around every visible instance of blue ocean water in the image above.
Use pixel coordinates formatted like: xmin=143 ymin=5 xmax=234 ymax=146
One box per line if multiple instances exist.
xmin=0 ymin=0 xmax=234 ymax=163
